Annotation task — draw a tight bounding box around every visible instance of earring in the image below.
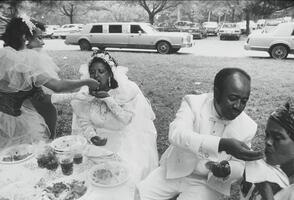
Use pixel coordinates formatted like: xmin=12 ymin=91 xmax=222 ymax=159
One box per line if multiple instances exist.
xmin=108 ymin=77 xmax=111 ymax=88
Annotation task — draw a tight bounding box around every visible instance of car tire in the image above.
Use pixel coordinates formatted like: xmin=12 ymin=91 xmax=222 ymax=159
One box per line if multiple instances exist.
xmin=220 ymin=35 xmax=223 ymax=40
xmin=270 ymin=44 xmax=289 ymax=59
xmin=156 ymin=41 xmax=171 ymax=54
xmin=61 ymin=36 xmax=66 ymax=39
xmin=79 ymin=40 xmax=92 ymax=51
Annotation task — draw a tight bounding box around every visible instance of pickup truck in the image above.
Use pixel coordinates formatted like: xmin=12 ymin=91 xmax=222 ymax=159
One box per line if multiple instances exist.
xmin=65 ymin=22 xmax=193 ymax=54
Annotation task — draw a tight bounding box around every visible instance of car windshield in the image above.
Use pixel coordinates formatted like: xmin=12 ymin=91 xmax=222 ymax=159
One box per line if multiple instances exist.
xmin=269 ymin=23 xmax=294 ymax=35
xmin=142 ymin=24 xmax=158 ymax=33
xmin=222 ymin=23 xmax=237 ymax=28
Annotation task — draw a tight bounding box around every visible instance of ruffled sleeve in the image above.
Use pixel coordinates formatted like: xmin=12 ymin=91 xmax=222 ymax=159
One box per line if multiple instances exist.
xmin=0 ymin=47 xmax=59 ymax=93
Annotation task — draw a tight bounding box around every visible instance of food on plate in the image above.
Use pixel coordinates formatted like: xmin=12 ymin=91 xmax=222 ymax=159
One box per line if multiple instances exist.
xmin=42 ymin=180 xmax=87 ymax=200
xmin=90 ymin=162 xmax=129 ymax=186
xmin=2 ymin=152 xmax=32 ymax=162
xmin=92 ymin=169 xmax=113 ymax=185
xmin=0 ymin=144 xmax=34 ymax=163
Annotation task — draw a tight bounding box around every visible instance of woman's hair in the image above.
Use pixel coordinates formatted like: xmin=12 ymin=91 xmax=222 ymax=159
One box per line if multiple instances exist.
xmin=270 ymin=98 xmax=294 ymax=141
xmin=89 ymin=56 xmax=118 ymax=89
xmin=2 ymin=17 xmax=33 ymax=50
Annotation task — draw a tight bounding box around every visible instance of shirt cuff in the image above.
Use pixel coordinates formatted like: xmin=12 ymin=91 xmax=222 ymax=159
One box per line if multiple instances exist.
xmin=199 ymin=135 xmax=220 ymax=161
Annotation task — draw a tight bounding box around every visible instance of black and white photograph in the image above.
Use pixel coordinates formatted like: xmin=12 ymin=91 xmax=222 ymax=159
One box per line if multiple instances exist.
xmin=0 ymin=0 xmax=294 ymax=199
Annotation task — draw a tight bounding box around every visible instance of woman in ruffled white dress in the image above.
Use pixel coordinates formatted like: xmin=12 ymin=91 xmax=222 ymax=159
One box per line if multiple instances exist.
xmin=0 ymin=17 xmax=99 ymax=149
xmin=71 ymin=50 xmax=159 ymax=181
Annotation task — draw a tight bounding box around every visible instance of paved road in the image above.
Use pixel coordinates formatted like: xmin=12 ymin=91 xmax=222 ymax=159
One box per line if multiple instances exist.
xmin=1 ymin=36 xmax=293 ymax=58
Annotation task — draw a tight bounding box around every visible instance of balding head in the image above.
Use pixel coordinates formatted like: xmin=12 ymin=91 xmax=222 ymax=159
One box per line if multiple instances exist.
xmin=214 ymin=68 xmax=251 ymax=120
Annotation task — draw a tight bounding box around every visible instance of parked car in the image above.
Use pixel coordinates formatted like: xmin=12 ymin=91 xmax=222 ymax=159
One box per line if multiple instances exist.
xmin=188 ymin=23 xmax=207 ymax=39
xmin=65 ymin=22 xmax=193 ymax=54
xmin=53 ymin=24 xmax=84 ymax=39
xmin=202 ymin=21 xmax=218 ymax=35
xmin=237 ymin=20 xmax=257 ymax=34
xmin=218 ymin=23 xmax=241 ymax=40
xmin=244 ymin=22 xmax=294 ymax=59
xmin=43 ymin=25 xmax=60 ymax=38
xmin=174 ymin=21 xmax=194 ymax=30
xmin=155 ymin=23 xmax=179 ymax=32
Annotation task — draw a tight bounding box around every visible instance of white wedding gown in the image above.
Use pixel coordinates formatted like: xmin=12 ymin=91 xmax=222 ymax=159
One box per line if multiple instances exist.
xmin=71 ymin=64 xmax=159 ymax=182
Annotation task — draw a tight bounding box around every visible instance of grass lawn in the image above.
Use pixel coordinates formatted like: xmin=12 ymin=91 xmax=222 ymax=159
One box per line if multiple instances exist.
xmin=48 ymin=50 xmax=294 ymax=200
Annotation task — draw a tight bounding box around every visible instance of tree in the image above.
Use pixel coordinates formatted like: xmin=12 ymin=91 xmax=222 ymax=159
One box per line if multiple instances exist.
xmin=0 ymin=0 xmax=56 ymax=17
xmin=131 ymin=0 xmax=180 ymax=24
xmin=58 ymin=1 xmax=109 ymax=24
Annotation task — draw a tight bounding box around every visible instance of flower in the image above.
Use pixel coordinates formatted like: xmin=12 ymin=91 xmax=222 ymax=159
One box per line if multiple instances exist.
xmin=91 ymin=50 xmax=118 ymax=69
xmin=19 ymin=13 xmax=36 ymax=35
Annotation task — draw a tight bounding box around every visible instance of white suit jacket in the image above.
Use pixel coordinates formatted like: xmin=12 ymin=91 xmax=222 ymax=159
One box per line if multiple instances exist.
xmin=160 ymin=93 xmax=257 ymax=195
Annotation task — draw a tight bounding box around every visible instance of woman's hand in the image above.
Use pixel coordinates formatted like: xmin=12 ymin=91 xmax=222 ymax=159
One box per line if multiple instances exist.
xmin=91 ymin=91 xmax=110 ymax=99
xmin=85 ymin=78 xmax=100 ymax=90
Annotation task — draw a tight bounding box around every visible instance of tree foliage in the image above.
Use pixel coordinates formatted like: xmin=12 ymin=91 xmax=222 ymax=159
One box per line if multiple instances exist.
xmin=129 ymin=0 xmax=181 ymax=24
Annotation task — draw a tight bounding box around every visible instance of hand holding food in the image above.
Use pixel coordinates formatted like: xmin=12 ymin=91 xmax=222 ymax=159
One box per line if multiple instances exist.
xmin=90 ymin=136 xmax=108 ymax=146
xmin=206 ymin=160 xmax=231 ymax=178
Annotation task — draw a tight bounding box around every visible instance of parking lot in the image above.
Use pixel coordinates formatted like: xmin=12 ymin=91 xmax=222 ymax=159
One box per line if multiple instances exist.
xmin=0 ymin=36 xmax=293 ymax=59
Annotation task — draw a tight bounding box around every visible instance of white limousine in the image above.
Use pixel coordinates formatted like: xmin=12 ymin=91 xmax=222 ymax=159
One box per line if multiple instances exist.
xmin=65 ymin=22 xmax=193 ymax=54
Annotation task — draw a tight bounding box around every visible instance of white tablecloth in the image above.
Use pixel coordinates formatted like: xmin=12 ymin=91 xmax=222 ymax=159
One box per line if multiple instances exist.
xmin=0 ymin=144 xmax=139 ymax=200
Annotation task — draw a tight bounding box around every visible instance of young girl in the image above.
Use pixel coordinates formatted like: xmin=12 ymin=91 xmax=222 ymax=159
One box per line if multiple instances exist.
xmin=0 ymin=16 xmax=99 ymax=149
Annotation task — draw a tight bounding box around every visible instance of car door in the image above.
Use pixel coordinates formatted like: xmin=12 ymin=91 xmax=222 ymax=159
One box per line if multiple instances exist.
xmin=103 ymin=24 xmax=128 ymax=48
xmin=128 ymin=24 xmax=152 ymax=49
xmin=87 ymin=24 xmax=104 ymax=45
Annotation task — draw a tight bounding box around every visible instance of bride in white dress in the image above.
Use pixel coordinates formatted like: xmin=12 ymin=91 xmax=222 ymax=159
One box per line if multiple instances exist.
xmin=71 ymin=50 xmax=159 ymax=181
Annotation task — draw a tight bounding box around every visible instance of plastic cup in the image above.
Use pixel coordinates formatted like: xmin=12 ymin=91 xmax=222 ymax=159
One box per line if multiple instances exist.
xmin=58 ymin=153 xmax=73 ymax=176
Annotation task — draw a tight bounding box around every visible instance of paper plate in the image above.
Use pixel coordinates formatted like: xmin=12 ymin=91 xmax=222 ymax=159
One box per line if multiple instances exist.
xmin=0 ymin=176 xmax=90 ymax=200
xmin=41 ymin=176 xmax=90 ymax=200
xmin=84 ymin=145 xmax=114 ymax=158
xmin=50 ymin=135 xmax=87 ymax=153
xmin=88 ymin=161 xmax=129 ymax=188
xmin=0 ymin=144 xmax=34 ymax=164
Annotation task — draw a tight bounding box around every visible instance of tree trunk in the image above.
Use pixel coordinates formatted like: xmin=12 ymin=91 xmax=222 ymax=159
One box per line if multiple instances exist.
xmin=208 ymin=11 xmax=211 ymax=22
xmin=70 ymin=15 xmax=73 ymax=24
xmin=245 ymin=9 xmax=250 ymax=35
xmin=231 ymin=8 xmax=235 ymax=22
xmin=149 ymin=14 xmax=155 ymax=25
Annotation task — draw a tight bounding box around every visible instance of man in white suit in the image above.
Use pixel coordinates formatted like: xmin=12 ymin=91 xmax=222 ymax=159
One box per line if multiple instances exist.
xmin=138 ymin=68 xmax=264 ymax=200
